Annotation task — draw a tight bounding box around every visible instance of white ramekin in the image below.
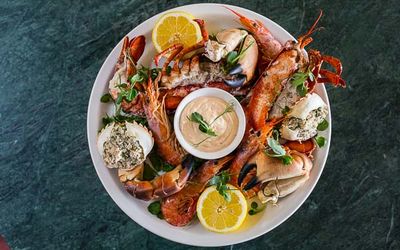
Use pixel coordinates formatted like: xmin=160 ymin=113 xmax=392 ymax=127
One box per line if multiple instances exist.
xmin=173 ymin=88 xmax=246 ymax=159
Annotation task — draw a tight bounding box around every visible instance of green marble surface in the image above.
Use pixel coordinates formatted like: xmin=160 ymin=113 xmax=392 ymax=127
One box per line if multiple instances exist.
xmin=1 ymin=0 xmax=399 ymax=249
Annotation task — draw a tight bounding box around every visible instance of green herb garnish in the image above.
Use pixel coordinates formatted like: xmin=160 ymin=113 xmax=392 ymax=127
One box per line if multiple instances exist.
xmin=315 ymin=135 xmax=326 ymax=148
xmin=100 ymin=93 xmax=112 ymax=103
xmin=102 ymin=114 xmax=147 ymax=127
xmin=210 ymin=102 xmax=235 ymax=125
xmin=264 ymin=137 xmax=293 ymax=165
xmin=147 ymin=201 xmax=163 ymax=219
xmin=166 ymin=65 xmax=172 ymax=75
xmin=129 ymin=66 xmax=149 ymax=85
xmin=248 ymin=201 xmax=266 ymax=215
xmin=225 ymin=41 xmax=254 ymax=70
xmin=162 ymin=162 xmax=174 ymax=172
xmin=291 ymin=70 xmax=314 ymax=97
xmin=208 ymin=170 xmax=232 ymax=202
xmin=317 ymin=119 xmax=329 ymax=131
xmin=272 ymin=129 xmax=280 ymax=141
xmin=148 ymin=150 xmax=175 ymax=172
xmin=150 ymin=68 xmax=161 ymax=80
xmin=282 ymin=106 xmax=290 ymax=115
xmin=187 ymin=102 xmax=235 ymax=141
xmin=114 ymin=66 xmax=149 ymax=106
xmin=192 ymin=136 xmax=211 ymax=147
xmin=209 ymin=33 xmax=217 ymax=40
xmin=142 ymin=162 xmax=158 ymax=181
xmin=115 ymin=83 xmax=128 ymax=89
xmin=187 ymin=112 xmax=217 ymax=137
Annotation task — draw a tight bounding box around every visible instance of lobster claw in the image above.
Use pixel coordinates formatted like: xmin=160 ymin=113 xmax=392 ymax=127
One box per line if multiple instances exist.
xmin=129 ymin=35 xmax=146 ymax=63
xmin=237 ymin=163 xmax=259 ymax=190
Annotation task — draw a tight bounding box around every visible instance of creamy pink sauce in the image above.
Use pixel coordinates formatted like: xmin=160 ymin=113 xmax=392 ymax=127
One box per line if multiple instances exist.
xmin=180 ymin=96 xmax=238 ymax=152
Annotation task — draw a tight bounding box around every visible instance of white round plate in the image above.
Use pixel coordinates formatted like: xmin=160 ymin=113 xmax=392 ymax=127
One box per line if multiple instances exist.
xmin=87 ymin=3 xmax=331 ymax=247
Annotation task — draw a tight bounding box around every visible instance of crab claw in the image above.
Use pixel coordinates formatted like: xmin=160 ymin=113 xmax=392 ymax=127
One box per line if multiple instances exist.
xmin=224 ymin=34 xmax=258 ymax=87
xmin=243 ymin=176 xmax=258 ymax=191
xmin=181 ymin=154 xmax=195 ymax=176
xmin=224 ymin=75 xmax=246 ymax=88
xmin=238 ymin=163 xmax=256 ymax=188
xmin=238 ymin=150 xmax=313 ymax=191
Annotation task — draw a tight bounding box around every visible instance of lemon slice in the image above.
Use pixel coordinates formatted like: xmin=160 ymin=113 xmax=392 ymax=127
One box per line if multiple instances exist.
xmin=152 ymin=11 xmax=202 ymax=52
xmin=196 ymin=184 xmax=247 ymax=233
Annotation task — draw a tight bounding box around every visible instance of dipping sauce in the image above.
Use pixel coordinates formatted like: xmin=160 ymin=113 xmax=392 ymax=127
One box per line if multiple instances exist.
xmin=179 ymin=96 xmax=239 ymax=152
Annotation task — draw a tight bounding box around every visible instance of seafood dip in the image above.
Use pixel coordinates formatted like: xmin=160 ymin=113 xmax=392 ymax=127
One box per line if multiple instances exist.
xmin=179 ymin=96 xmax=239 ymax=152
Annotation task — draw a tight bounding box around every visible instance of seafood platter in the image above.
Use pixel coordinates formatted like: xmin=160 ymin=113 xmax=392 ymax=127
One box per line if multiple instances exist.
xmin=87 ymin=4 xmax=345 ymax=246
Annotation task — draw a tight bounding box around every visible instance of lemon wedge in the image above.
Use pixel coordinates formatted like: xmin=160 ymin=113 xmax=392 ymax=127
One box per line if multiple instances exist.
xmin=152 ymin=11 xmax=202 ymax=52
xmin=196 ymin=184 xmax=247 ymax=233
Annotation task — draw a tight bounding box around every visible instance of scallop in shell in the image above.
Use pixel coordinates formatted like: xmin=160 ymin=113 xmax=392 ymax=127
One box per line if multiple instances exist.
xmin=97 ymin=121 xmax=153 ymax=169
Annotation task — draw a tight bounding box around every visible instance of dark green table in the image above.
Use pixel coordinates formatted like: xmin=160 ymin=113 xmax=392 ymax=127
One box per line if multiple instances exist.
xmin=1 ymin=0 xmax=399 ymax=249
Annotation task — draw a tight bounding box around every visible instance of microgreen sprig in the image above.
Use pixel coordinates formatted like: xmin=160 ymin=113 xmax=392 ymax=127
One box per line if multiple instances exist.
xmin=187 ymin=112 xmax=217 ymax=137
xmin=225 ymin=41 xmax=254 ymax=70
xmin=187 ymin=102 xmax=235 ymax=142
xmin=317 ymin=119 xmax=329 ymax=131
xmin=210 ymin=102 xmax=235 ymax=125
xmin=291 ymin=70 xmax=315 ymax=97
xmin=314 ymin=135 xmax=326 ymax=148
xmin=147 ymin=201 xmax=163 ymax=219
xmin=264 ymin=137 xmax=293 ymax=165
xmin=208 ymin=170 xmax=233 ymax=202
xmin=248 ymin=201 xmax=266 ymax=215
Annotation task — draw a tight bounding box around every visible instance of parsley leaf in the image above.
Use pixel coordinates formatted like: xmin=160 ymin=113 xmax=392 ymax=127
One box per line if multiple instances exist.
xmin=148 ymin=150 xmax=175 ymax=172
xmin=282 ymin=106 xmax=290 ymax=115
xmin=147 ymin=201 xmax=163 ymax=219
xmin=187 ymin=102 xmax=235 ymax=145
xmin=225 ymin=41 xmax=254 ymax=70
xmin=317 ymin=119 xmax=329 ymax=131
xmin=188 ymin=112 xmax=218 ymax=137
xmin=209 ymin=33 xmax=217 ymax=40
xmin=100 ymin=93 xmax=112 ymax=103
xmin=116 ymin=94 xmax=124 ymax=105
xmin=296 ymin=84 xmax=308 ymax=97
xmin=208 ymin=170 xmax=232 ymax=202
xmin=291 ymin=70 xmax=314 ymax=97
xmin=162 ymin=162 xmax=174 ymax=172
xmin=267 ymin=137 xmax=286 ymax=156
xmin=142 ymin=162 xmax=158 ymax=181
xmin=166 ymin=65 xmax=172 ymax=75
xmin=248 ymin=201 xmax=266 ymax=215
xmin=125 ymin=88 xmax=138 ymax=102
xmin=264 ymin=137 xmax=293 ymax=165
xmin=129 ymin=66 xmax=149 ymax=85
xmin=315 ymin=136 xmax=326 ymax=147
xmin=151 ymin=68 xmax=161 ymax=80
xmin=226 ymin=51 xmax=238 ymax=66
